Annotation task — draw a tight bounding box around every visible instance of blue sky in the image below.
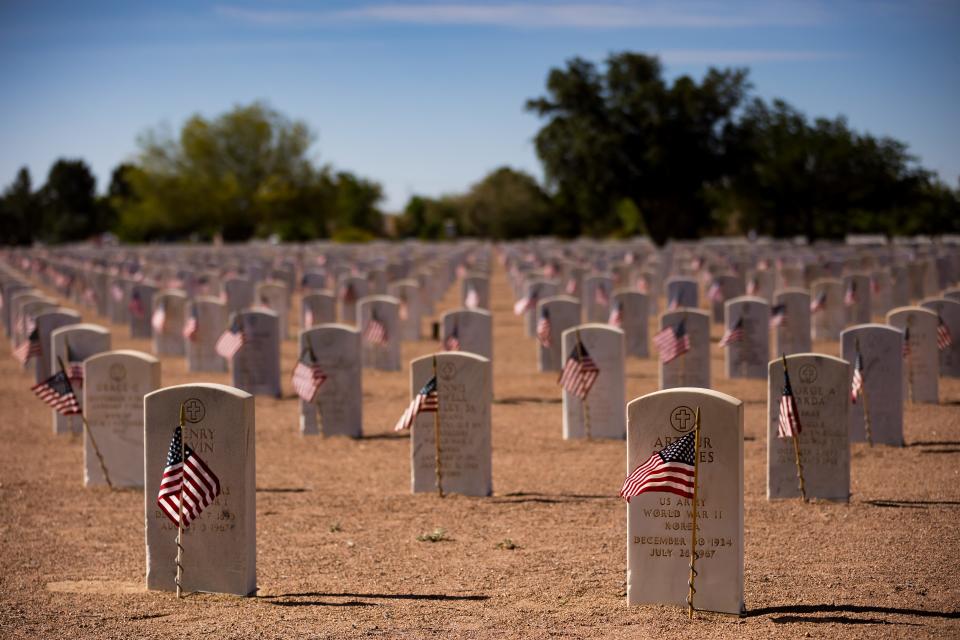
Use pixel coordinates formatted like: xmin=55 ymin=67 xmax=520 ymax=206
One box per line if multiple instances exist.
xmin=1 ymin=1 xmax=958 ymax=211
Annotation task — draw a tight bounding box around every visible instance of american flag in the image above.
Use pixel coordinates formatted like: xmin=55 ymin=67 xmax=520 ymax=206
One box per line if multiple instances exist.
xmin=110 ymin=282 xmax=124 ymax=302
xmin=363 ymin=311 xmax=388 ymax=345
xmin=653 ymin=319 xmax=690 ymax=364
xmin=393 ymin=376 xmax=439 ymax=431
xmin=536 ymin=308 xmax=552 ymax=348
xmin=30 ymin=370 xmax=82 ymax=415
xmin=718 ymin=317 xmax=745 ymax=347
xmin=558 ymin=341 xmax=600 ymax=400
xmin=619 ymin=431 xmax=696 ymax=502
xmin=13 ymin=327 xmax=42 ymax=365
xmin=937 ymin=316 xmax=953 ymax=351
xmin=707 ymin=281 xmax=723 ymax=303
xmin=156 ymin=425 xmax=221 ymax=528
xmin=769 ymin=303 xmax=787 ymax=328
xmin=151 ymin=300 xmax=167 ymax=333
xmin=746 ymin=277 xmax=758 ymax=296
xmin=843 ymin=282 xmax=857 ymax=307
xmin=594 ymin=283 xmax=610 ymax=307
xmin=215 ymin=315 xmax=247 ymax=359
xmin=810 ymin=291 xmax=827 ymax=313
xmin=65 ymin=342 xmax=84 ymax=386
xmin=608 ymin=300 xmax=624 ymax=327
xmin=902 ymin=326 xmax=911 ymax=358
xmin=443 ymin=324 xmax=461 ymax=351
xmin=83 ymin=286 xmax=97 ymax=307
xmin=668 ymin=291 xmax=683 ymax=310
xmin=565 ymin=278 xmax=578 ymax=295
xmin=850 ymin=350 xmax=864 ymax=404
xmin=128 ymin=290 xmax=145 ymax=319
xmin=304 ymin=306 xmax=315 ymax=328
xmin=513 ymin=288 xmax=539 ymax=315
xmin=464 ymin=285 xmax=480 ymax=310
xmin=777 ymin=365 xmax=802 ymax=438
xmin=635 ymin=278 xmax=648 ymax=294
xmin=292 ymin=358 xmax=328 ymax=403
xmin=182 ymin=304 xmax=199 ymax=341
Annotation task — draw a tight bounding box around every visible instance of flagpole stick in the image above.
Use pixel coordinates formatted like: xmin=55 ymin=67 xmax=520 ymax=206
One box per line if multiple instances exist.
xmin=855 ymin=339 xmax=874 ymax=447
xmin=687 ymin=407 xmax=701 ymax=620
xmin=432 ymin=355 xmax=444 ymax=498
xmin=782 ymin=354 xmax=807 ymax=502
xmin=175 ymin=402 xmax=187 ymax=598
xmin=575 ymin=328 xmax=592 ymax=440
xmin=58 ymin=356 xmax=113 ymax=490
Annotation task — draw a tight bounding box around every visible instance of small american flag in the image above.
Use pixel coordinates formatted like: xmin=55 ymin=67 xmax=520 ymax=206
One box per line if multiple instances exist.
xmin=215 ymin=315 xmax=247 ymax=359
xmin=653 ymin=319 xmax=690 ymax=364
xmin=619 ymin=431 xmax=696 ymax=502
xmin=537 ymin=308 xmax=552 ymax=348
xmin=393 ymin=376 xmax=439 ymax=431
xmin=565 ymin=278 xmax=578 ymax=295
xmin=292 ymin=358 xmax=328 ymax=403
xmin=14 ymin=327 xmax=42 ymax=365
xmin=156 ymin=425 xmax=221 ymax=528
xmin=594 ymin=283 xmax=610 ymax=307
xmin=558 ymin=341 xmax=600 ymax=400
xmin=718 ymin=317 xmax=745 ymax=348
xmin=707 ymin=281 xmax=723 ymax=303
xmin=151 ymin=300 xmax=167 ymax=333
xmin=443 ymin=324 xmax=461 ymax=351
xmin=129 ymin=290 xmax=145 ymax=319
xmin=110 ymin=283 xmax=124 ymax=302
xmin=937 ymin=316 xmax=953 ymax=351
xmin=464 ymin=285 xmax=480 ymax=310
xmin=31 ymin=370 xmax=82 ymax=415
xmin=182 ymin=304 xmax=199 ymax=341
xmin=810 ymin=291 xmax=827 ymax=314
xmin=769 ymin=304 xmax=787 ymax=328
xmin=850 ymin=350 xmax=864 ymax=404
xmin=364 ymin=311 xmax=388 ymax=345
xmin=608 ymin=300 xmax=623 ymax=327
xmin=843 ymin=282 xmax=857 ymax=307
xmin=902 ymin=326 xmax=911 ymax=358
xmin=513 ymin=288 xmax=539 ymax=316
xmin=777 ymin=365 xmax=802 ymax=438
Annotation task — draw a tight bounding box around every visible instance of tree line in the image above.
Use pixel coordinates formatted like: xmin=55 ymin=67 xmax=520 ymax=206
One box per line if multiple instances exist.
xmin=2 ymin=53 xmax=957 ymax=245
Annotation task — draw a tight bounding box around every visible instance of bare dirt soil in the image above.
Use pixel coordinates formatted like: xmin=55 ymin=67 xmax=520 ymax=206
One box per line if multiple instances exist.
xmin=1 ymin=261 xmax=959 ymax=639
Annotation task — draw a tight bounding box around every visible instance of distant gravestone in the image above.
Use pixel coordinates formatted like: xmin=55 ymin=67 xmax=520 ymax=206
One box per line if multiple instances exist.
xmin=767 ymin=354 xmax=850 ymax=501
xmin=256 ymin=281 xmax=290 ymax=340
xmin=710 ymin=274 xmax=745 ymax=323
xmin=658 ymin=310 xmax=710 ymax=390
xmin=810 ymin=278 xmax=844 ymax=341
xmin=409 ymin=352 xmax=492 ymax=496
xmin=389 ymin=279 xmax=422 ymax=341
xmin=664 ymin=277 xmax=698 ymax=310
xmin=843 ymin=274 xmax=872 ymax=326
xmin=84 ymin=350 xmax=160 ymax=487
xmin=338 ymin=275 xmax=369 ymax=324
xmin=745 ymin=269 xmax=775 ymax=302
xmin=536 ymin=296 xmax=580 ymax=372
xmin=152 ymin=290 xmax=188 ymax=356
xmin=773 ymin=288 xmax=811 ymax=355
xmin=522 ymin=280 xmax=560 ymax=337
xmin=626 ymin=387 xmax=744 ymax=615
xmin=224 ymin=277 xmax=254 ymax=315
xmin=186 ymin=297 xmax=228 ymax=373
xmin=106 ymin=279 xmax=130 ymax=325
xmin=723 ymin=297 xmax=769 ymax=379
xmin=35 ymin=308 xmax=81 ymax=382
xmin=441 ymin=309 xmax=493 ymax=361
xmin=890 ymin=264 xmax=910 ymax=308
xmin=887 ymin=306 xmax=939 ymax=404
xmin=357 ymin=295 xmax=401 ymax=371
xmin=869 ymin=270 xmax=892 ymax=317
xmin=920 ymin=298 xmax=960 ymax=377
xmin=231 ymin=309 xmax=282 ymax=398
xmin=560 ymin=324 xmax=626 ymax=440
xmin=613 ymin=291 xmax=649 ymax=358
xmin=583 ymin=274 xmax=615 ymax=323
xmin=144 ymin=383 xmax=256 ymax=596
xmin=299 ymin=325 xmax=362 ymax=437
xmin=462 ymin=275 xmax=490 ymax=310
xmin=841 ymin=324 xmax=904 ymax=445
xmin=301 ymin=291 xmax=336 ymax=330
xmin=130 ymin=282 xmax=157 ymax=339
xmin=50 ymin=323 xmax=111 ymax=435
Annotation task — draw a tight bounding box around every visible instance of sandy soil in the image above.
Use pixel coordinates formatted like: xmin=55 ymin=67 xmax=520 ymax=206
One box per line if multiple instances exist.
xmin=1 ymin=258 xmax=959 ymax=639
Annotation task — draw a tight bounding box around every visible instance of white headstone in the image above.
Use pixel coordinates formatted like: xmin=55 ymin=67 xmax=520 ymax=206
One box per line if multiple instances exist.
xmin=773 ymin=288 xmax=812 ymax=356
xmin=357 ymin=295 xmax=401 ymax=371
xmin=658 ymin=310 xmax=710 ymax=390
xmin=256 ymin=281 xmax=290 ymax=340
xmin=301 ymin=291 xmax=336 ymax=330
xmin=152 ymin=290 xmax=188 ymax=356
xmin=186 ymin=297 xmax=228 ymax=373
xmin=843 ymin=274 xmax=872 ymax=326
xmin=613 ymin=291 xmax=649 ymax=358
xmin=919 ymin=298 xmax=960 ymax=377
xmin=224 ymin=277 xmax=254 ymax=314
xmin=811 ymin=278 xmax=844 ymax=341
xmin=298 ymin=325 xmax=362 ymax=437
xmin=35 ymin=308 xmax=81 ymax=382
xmin=231 ymin=309 xmax=282 ymax=398
xmin=561 ymin=324 xmax=625 ymax=440
xmin=441 ymin=309 xmax=493 ymax=361
xmin=130 ymin=283 xmax=157 ymax=339
xmin=840 ymin=324 xmax=904 ymax=445
xmin=50 ymin=323 xmax=111 ymax=435
xmin=664 ymin=277 xmax=698 ymax=310
xmin=389 ymin=279 xmax=422 ymax=341
xmin=887 ymin=306 xmax=939 ymax=404
xmin=536 ymin=296 xmax=581 ymax=372
xmin=723 ymin=297 xmax=769 ymax=379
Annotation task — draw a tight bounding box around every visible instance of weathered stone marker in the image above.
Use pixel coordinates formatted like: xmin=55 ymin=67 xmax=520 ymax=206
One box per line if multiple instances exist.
xmin=50 ymin=323 xmax=111 ymax=435
xmin=887 ymin=306 xmax=939 ymax=404
xmin=560 ymin=324 xmax=625 ymax=440
xmin=658 ymin=310 xmax=710 ymax=390
xmin=840 ymin=324 xmax=904 ymax=445
xmin=231 ymin=309 xmax=282 ymax=398
xmin=298 ymin=324 xmax=362 ymax=437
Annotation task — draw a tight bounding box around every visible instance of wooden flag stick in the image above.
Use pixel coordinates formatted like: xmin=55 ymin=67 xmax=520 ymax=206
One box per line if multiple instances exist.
xmin=175 ymin=402 xmax=187 ymax=598
xmin=782 ymin=354 xmax=807 ymax=502
xmin=687 ymin=407 xmax=701 ymax=620
xmin=432 ymin=355 xmax=444 ymax=498
xmin=575 ymin=328 xmax=592 ymax=440
xmin=855 ymin=338 xmax=874 ymax=447
xmin=58 ymin=356 xmax=113 ymax=489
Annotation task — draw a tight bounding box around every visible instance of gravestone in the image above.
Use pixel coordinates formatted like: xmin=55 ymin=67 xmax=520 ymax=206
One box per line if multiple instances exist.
xmin=583 ymin=274 xmax=615 ymax=323
xmin=16 ymin=296 xmax=56 ymax=347
xmin=810 ymin=278 xmax=844 ymax=341
xmin=773 ymin=288 xmax=811 ymax=356
xmin=767 ymin=354 xmax=850 ymax=501
xmin=338 ymin=275 xmax=369 ymax=324
xmin=130 ymin=282 xmax=157 ymax=339
xmin=144 ymin=383 xmax=256 ymax=596
xmin=723 ymin=297 xmax=769 ymax=379
xmin=843 ymin=274 xmax=872 ymax=326
xmin=658 ymin=310 xmax=711 ymax=390
xmin=664 ymin=277 xmax=698 ymax=310
xmin=299 ymin=325 xmax=362 ymax=437
xmin=710 ymin=274 xmax=745 ymax=323
xmin=152 ymin=290 xmax=188 ymax=357
xmin=35 ymin=308 xmax=81 ymax=382
xmin=522 ymin=280 xmax=560 ymax=337
xmin=745 ymin=269 xmax=775 ymax=302
xmin=301 ymin=271 xmax=329 ymax=292
xmin=357 ymin=295 xmax=401 ymax=371
xmin=887 ymin=306 xmax=939 ymax=404
xmin=462 ymin=275 xmax=490 ymax=310
xmin=890 ymin=264 xmax=910 ymax=308
xmin=389 ymin=279 xmax=422 ymax=341
xmin=841 ymin=324 xmax=904 ymax=445
xmin=1 ymin=281 xmax=31 ymax=336
xmin=441 ymin=309 xmax=493 ymax=361
xmin=84 ymin=350 xmax=161 ymax=487
xmin=920 ymin=298 xmax=960 ymax=377
xmin=409 ymin=352 xmax=492 ymax=497
xmin=944 ymin=288 xmax=960 ymax=304
xmin=50 ymin=323 xmax=111 ymax=435
xmin=626 ymin=387 xmax=743 ymax=615
xmin=613 ymin=291 xmax=649 ymax=358
xmin=536 ymin=296 xmax=581 ymax=372
xmin=224 ymin=277 xmax=254 ymax=314
xmin=869 ymin=270 xmax=892 ymax=317
xmin=561 ymin=324 xmax=625 ymax=440
xmin=186 ymin=297 xmax=228 ymax=373
xmin=107 ymin=279 xmax=130 ymax=325
xmin=301 ymin=291 xmax=336 ymax=330
xmin=256 ymin=281 xmax=290 ymax=340
xmin=231 ymin=309 xmax=282 ymax=398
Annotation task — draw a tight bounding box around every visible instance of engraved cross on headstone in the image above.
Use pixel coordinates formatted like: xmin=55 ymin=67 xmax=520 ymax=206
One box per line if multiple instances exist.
xmin=673 ymin=407 xmax=693 ymax=430
xmin=184 ymin=399 xmax=204 ymax=423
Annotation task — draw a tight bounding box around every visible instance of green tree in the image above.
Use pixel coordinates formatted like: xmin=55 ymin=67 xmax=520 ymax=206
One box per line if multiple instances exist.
xmin=457 ymin=167 xmax=552 ymax=238
xmin=37 ymin=159 xmax=105 ymax=242
xmin=0 ymin=167 xmax=39 ymax=245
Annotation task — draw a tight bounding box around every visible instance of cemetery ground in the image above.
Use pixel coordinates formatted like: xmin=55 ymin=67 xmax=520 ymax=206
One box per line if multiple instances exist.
xmin=2 ymin=262 xmax=959 ymax=639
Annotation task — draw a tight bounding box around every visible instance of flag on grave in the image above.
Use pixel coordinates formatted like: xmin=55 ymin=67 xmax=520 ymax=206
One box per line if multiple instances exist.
xmin=14 ymin=327 xmax=42 ymax=365
xmin=215 ymin=314 xmax=247 ymax=359
xmin=608 ymin=300 xmax=623 ymax=328
xmin=536 ymin=307 xmax=552 ymax=348
xmin=769 ymin=303 xmax=787 ymax=328
xmin=304 ymin=306 xmax=315 ymax=328
xmin=129 ymin=289 xmax=145 ymax=319
xmin=464 ymin=285 xmax=480 ymax=310
xmin=182 ymin=304 xmax=199 ymax=341
xmin=810 ymin=291 xmax=827 ymax=314
xmin=850 ymin=349 xmax=864 ymax=404
xmin=594 ymin=283 xmax=610 ymax=307
xmin=151 ymin=300 xmax=167 ymax=333
xmin=110 ymin=283 xmax=124 ymax=303
xmin=443 ymin=324 xmax=461 ymax=351
xmin=363 ymin=310 xmax=388 ymax=345
xmin=937 ymin=316 xmax=953 ymax=351
xmin=393 ymin=376 xmax=439 ymax=431
xmin=558 ymin=340 xmax=600 ymax=400
xmin=718 ymin=317 xmax=745 ymax=348
xmin=565 ymin=278 xmax=578 ymax=295
xmin=619 ymin=431 xmax=696 ymax=502
xmin=66 ymin=341 xmax=84 ymax=387
xmin=292 ymin=357 xmax=328 ymax=403
xmin=653 ymin=319 xmax=690 ymax=364
xmin=31 ymin=370 xmax=82 ymax=415
xmin=844 ymin=282 xmax=857 ymax=307
xmin=513 ymin=288 xmax=539 ymax=315
xmin=157 ymin=425 xmax=221 ymax=528
xmin=746 ymin=277 xmax=758 ymax=296
xmin=707 ymin=281 xmax=723 ymax=303
xmin=777 ymin=364 xmax=802 ymax=438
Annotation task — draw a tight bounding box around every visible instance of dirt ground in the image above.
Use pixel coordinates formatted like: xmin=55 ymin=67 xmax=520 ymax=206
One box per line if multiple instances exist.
xmin=1 ymin=258 xmax=959 ymax=639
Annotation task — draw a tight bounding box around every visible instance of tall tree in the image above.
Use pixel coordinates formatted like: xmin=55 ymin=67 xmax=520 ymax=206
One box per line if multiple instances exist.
xmin=0 ymin=167 xmax=39 ymax=245
xmin=37 ymin=159 xmax=102 ymax=242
